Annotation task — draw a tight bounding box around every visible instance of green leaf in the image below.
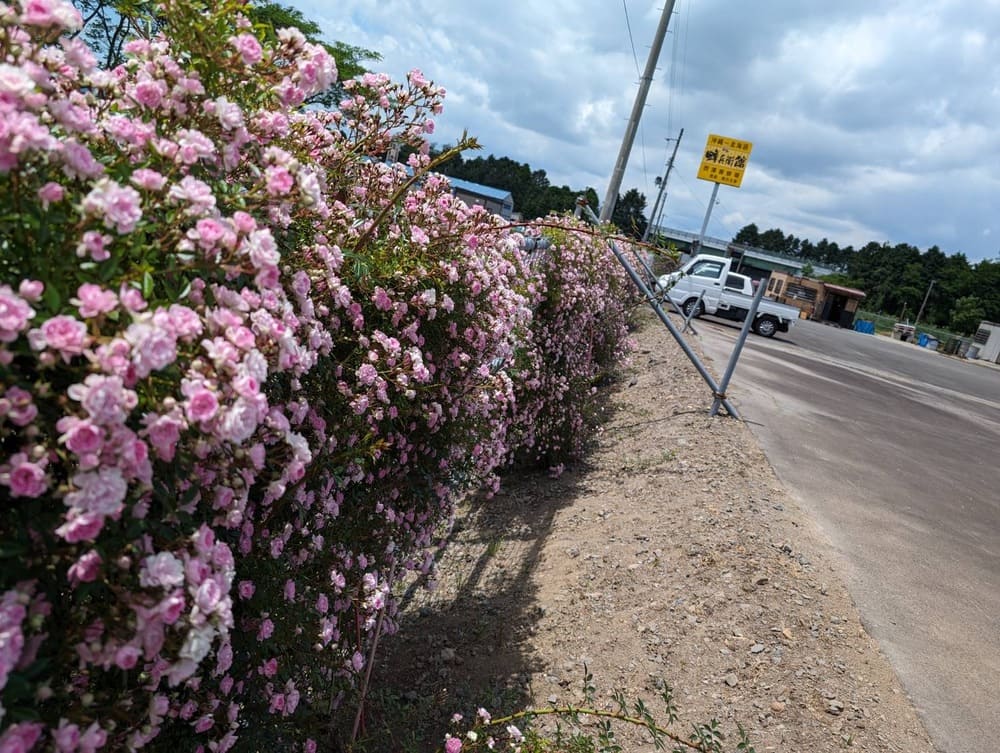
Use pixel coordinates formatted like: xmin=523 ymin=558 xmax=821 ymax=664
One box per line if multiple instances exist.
xmin=2 ymin=673 xmax=32 ymax=702
xmin=143 ymin=270 xmax=155 ymax=299
xmin=42 ymin=283 xmax=62 ymax=312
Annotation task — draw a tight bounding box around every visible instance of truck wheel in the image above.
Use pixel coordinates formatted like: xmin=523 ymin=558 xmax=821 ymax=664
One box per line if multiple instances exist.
xmin=754 ymin=316 xmax=778 ymax=337
xmin=683 ymin=298 xmax=703 ymax=318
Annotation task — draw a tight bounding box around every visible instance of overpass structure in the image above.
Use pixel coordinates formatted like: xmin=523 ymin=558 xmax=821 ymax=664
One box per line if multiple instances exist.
xmin=653 ymin=225 xmax=842 ymax=278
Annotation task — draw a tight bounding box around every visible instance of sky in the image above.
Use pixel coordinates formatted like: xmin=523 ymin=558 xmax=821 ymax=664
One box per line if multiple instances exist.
xmin=295 ymin=0 xmax=1000 ymax=262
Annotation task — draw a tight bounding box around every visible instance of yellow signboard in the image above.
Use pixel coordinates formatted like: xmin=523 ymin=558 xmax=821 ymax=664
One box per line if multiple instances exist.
xmin=697 ymin=134 xmax=753 ymax=188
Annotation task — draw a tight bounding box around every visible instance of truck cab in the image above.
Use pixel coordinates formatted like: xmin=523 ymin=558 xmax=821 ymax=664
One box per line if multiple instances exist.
xmin=657 ymin=255 xmax=800 ymax=337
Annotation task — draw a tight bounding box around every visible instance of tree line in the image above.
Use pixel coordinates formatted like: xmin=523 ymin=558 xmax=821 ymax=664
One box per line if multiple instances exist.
xmin=734 ymin=224 xmax=999 ymax=334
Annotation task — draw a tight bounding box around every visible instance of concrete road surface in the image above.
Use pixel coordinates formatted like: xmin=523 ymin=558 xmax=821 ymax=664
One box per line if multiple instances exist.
xmin=693 ymin=317 xmax=1000 ymax=753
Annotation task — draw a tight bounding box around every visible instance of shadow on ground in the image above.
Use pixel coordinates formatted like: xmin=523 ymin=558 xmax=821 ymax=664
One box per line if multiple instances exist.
xmin=335 ymin=425 xmax=614 ymax=751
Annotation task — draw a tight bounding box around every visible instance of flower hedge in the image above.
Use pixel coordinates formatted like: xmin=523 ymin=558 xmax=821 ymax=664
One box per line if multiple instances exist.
xmin=0 ymin=1 xmax=637 ymax=750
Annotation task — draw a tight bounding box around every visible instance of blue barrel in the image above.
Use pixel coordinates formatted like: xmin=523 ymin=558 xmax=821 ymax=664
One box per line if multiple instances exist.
xmin=917 ymin=333 xmax=929 ymax=347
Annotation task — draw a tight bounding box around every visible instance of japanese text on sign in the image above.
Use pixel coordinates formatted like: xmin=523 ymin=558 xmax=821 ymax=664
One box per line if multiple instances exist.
xmin=697 ymin=133 xmax=753 ymax=188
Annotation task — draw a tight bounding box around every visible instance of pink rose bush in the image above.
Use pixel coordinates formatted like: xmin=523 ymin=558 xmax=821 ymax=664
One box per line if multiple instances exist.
xmin=0 ymin=1 xmax=636 ymax=750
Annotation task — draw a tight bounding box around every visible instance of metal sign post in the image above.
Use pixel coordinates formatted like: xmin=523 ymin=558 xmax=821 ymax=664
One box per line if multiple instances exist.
xmin=694 ymin=133 xmax=753 ymax=249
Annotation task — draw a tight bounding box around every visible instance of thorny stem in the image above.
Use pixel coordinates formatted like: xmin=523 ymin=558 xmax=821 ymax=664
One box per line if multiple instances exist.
xmin=350 ymin=561 xmax=396 ymax=743
xmin=482 ymin=705 xmax=712 ymax=752
xmin=351 ymin=134 xmax=480 ymax=254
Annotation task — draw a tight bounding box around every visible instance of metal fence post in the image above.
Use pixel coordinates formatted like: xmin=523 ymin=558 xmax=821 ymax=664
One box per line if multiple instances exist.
xmin=606 ymin=240 xmax=740 ymax=419
xmin=709 ymin=279 xmax=767 ymax=416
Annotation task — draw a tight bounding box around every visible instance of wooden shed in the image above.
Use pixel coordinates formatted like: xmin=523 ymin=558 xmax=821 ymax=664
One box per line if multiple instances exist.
xmin=765 ymin=273 xmax=866 ymax=328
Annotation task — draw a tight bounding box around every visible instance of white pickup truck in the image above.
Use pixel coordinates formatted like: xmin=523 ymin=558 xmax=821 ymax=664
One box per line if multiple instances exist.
xmin=657 ymin=254 xmax=800 ymax=337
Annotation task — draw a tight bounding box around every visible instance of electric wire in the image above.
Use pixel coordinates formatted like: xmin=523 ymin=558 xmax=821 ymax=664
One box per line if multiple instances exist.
xmin=622 ymin=0 xmax=649 ymax=190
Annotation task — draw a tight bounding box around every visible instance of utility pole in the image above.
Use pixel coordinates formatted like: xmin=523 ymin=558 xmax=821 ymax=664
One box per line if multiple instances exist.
xmin=913 ymin=279 xmax=936 ymax=330
xmin=642 ymin=127 xmax=684 ymax=242
xmin=599 ymin=0 xmax=678 ymax=223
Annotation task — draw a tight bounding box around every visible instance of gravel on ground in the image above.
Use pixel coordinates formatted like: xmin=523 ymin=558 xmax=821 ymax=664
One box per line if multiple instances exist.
xmin=369 ymin=308 xmax=937 ymax=753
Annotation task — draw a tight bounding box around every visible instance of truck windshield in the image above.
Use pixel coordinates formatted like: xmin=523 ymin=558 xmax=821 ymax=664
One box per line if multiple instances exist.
xmin=689 ymin=261 xmax=724 ymax=279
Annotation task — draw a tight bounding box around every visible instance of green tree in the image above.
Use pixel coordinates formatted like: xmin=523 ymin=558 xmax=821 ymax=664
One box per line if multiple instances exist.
xmin=950 ymin=296 xmax=987 ymax=334
xmin=733 ymin=223 xmax=760 ymax=247
xmin=434 ymin=152 xmax=600 ymax=220
xmin=610 ymin=188 xmax=648 ymax=239
xmin=758 ymin=227 xmax=789 ymax=254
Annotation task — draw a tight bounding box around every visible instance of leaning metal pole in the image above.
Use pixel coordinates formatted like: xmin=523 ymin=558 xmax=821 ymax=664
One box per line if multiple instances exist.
xmin=631 ymin=248 xmax=699 ymax=335
xmin=709 ymin=279 xmax=767 ymax=416
xmin=606 ymin=239 xmax=740 ymax=418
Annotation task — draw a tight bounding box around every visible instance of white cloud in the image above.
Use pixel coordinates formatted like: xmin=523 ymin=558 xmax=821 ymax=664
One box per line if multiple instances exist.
xmin=294 ymin=0 xmax=1000 ymax=260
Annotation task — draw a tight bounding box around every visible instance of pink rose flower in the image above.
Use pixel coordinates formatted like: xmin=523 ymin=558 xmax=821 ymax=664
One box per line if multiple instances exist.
xmin=17 ymin=280 xmax=43 ymax=302
xmin=82 ymin=178 xmax=143 ymax=234
xmin=78 ymin=722 xmax=106 ymax=753
xmin=118 ymin=284 xmax=147 ymax=312
xmin=125 ymin=321 xmax=178 ymax=377
xmin=54 ymin=509 xmax=103 ymax=543
xmin=58 ymin=417 xmax=104 ymax=455
xmin=195 ymin=579 xmax=222 ymax=614
xmin=20 ymin=0 xmax=83 ymax=30
xmin=37 ymin=181 xmax=64 ymax=207
xmin=114 ymin=644 xmax=141 ymax=670
xmin=130 ymin=168 xmax=167 ymax=191
xmin=64 ymin=468 xmax=127 ymax=517
xmin=142 ymin=411 xmax=184 ymax=461
xmin=0 ymin=286 xmax=35 ymax=342
xmin=67 ymin=549 xmax=102 ymax=585
xmin=3 ymin=386 xmax=38 ymax=427
xmin=6 ymin=455 xmax=47 ymax=498
xmin=257 ymin=618 xmax=274 ymax=641
xmin=71 ymin=283 xmax=117 ymax=318
xmin=185 ymin=388 xmax=219 ymax=424
xmin=264 ymin=165 xmax=294 ymax=196
xmin=139 ymin=552 xmax=184 ymax=589
xmin=230 ymin=33 xmax=263 ymax=65
xmin=0 ymin=722 xmax=44 ymax=753
xmin=76 ymin=230 xmax=112 ymax=261
xmin=29 ymin=315 xmax=89 ymax=361
xmin=54 ymin=721 xmax=81 ymax=753
xmin=67 ymin=374 xmax=138 ymax=424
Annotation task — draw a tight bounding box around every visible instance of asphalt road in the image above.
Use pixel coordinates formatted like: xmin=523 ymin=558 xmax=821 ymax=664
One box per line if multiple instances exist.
xmin=693 ymin=317 xmax=1000 ymax=753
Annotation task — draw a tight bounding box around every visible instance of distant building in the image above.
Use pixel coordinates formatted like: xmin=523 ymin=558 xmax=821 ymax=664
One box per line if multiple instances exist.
xmin=972 ymin=321 xmax=1000 ymax=363
xmin=445 ymin=176 xmax=514 ymax=219
xmin=765 ymin=272 xmax=866 ymax=328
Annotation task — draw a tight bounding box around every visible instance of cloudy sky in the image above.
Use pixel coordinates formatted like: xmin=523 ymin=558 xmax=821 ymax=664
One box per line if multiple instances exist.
xmin=296 ymin=0 xmax=1000 ymax=262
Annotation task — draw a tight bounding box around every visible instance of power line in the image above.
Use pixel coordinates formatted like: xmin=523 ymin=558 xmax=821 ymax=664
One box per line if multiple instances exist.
xmin=622 ymin=0 xmax=642 ymax=77
xmin=622 ymin=0 xmax=649 ymax=188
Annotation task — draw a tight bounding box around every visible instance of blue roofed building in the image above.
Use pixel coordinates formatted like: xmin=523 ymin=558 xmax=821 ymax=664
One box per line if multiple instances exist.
xmin=444 ymin=176 xmax=514 ymax=219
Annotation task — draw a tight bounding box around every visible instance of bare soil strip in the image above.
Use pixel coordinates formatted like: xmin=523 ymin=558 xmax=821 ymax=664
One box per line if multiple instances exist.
xmin=371 ymin=310 xmax=936 ymax=753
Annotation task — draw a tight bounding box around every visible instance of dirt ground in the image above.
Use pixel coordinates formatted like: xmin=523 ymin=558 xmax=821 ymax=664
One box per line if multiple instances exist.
xmin=365 ymin=308 xmax=938 ymax=753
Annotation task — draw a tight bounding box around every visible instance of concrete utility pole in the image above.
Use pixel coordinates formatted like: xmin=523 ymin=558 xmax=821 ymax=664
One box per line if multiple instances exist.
xmin=642 ymin=127 xmax=684 ymax=242
xmin=913 ymin=279 xmax=936 ymax=330
xmin=599 ymin=0 xmax=679 ymax=223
